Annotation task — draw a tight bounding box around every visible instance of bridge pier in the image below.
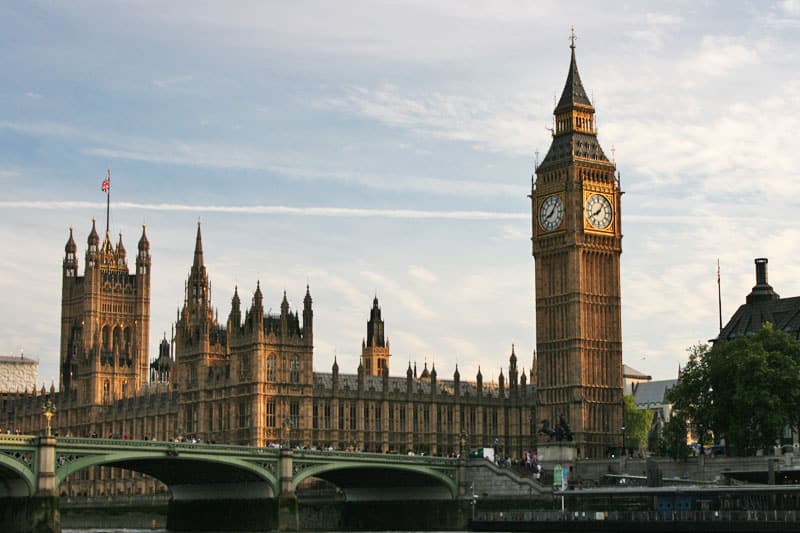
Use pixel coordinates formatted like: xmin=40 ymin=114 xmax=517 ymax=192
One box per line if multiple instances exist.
xmin=278 ymin=448 xmax=299 ymax=531
xmin=0 ymin=436 xmax=60 ymax=533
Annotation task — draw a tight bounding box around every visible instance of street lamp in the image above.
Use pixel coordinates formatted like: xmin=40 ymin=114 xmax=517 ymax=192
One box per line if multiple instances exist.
xmin=41 ymin=399 xmax=57 ymax=437
xmin=283 ymin=416 xmax=292 ymax=449
xmin=621 ymin=425 xmax=626 ymax=458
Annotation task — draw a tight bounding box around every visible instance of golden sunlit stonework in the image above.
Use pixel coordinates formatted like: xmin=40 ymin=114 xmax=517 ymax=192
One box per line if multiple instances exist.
xmin=1 ymin=41 xmax=624 ymax=499
xmin=4 ymin=220 xmax=537 ymax=496
xmin=531 ymin=40 xmax=624 ymax=458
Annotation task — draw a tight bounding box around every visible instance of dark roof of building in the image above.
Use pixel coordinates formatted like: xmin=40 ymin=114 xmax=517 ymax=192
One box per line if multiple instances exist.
xmin=718 ymin=296 xmax=800 ymax=341
xmin=633 ymin=379 xmax=677 ymax=407
xmin=623 ymin=364 xmax=651 ymax=380
xmin=539 ymin=131 xmax=609 ymax=169
xmin=555 ymin=46 xmax=593 ymax=113
xmin=717 ymin=259 xmax=800 ymax=342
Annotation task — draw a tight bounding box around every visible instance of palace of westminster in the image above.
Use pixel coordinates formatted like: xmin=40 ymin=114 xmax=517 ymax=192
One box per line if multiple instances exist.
xmin=2 ymin=41 xmax=625 ymax=496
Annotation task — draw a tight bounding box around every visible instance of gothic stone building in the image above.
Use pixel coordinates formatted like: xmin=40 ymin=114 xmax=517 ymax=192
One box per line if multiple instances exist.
xmin=2 ymin=41 xmax=626 ymax=498
xmin=3 ymin=221 xmax=536 ymax=497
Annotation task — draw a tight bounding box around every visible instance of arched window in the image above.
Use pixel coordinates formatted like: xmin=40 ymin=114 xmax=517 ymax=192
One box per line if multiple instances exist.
xmin=103 ymin=380 xmax=110 ymax=404
xmin=102 ymin=326 xmax=111 ymax=350
xmin=267 ymin=356 xmax=276 ymax=381
xmin=290 ymin=357 xmax=300 ymax=384
xmin=113 ymin=327 xmax=123 ymax=352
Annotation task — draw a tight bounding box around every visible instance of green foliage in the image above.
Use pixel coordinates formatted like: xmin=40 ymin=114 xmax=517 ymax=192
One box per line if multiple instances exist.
xmin=667 ymin=324 xmax=800 ymax=455
xmin=658 ymin=413 xmax=691 ymax=460
xmin=623 ymin=394 xmax=653 ymax=452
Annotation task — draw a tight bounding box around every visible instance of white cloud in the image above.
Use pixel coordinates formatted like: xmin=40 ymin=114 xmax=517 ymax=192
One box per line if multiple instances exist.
xmin=408 ymin=265 xmax=437 ymax=283
xmin=679 ymin=35 xmax=763 ymax=79
xmin=0 ymin=199 xmax=526 ymax=220
xmin=317 ymin=84 xmax=543 ymax=155
xmin=361 ymin=270 xmax=437 ymax=320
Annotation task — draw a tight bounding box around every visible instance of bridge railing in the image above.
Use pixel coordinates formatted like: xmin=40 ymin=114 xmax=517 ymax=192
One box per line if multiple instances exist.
xmin=293 ymin=448 xmax=460 ymax=466
xmin=0 ymin=434 xmax=37 ymax=445
xmin=56 ymin=437 xmax=283 ymax=457
xmin=53 ymin=438 xmax=460 ymax=465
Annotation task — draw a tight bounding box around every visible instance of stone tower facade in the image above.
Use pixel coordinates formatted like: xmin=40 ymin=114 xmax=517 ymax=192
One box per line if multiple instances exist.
xmin=361 ymin=296 xmax=390 ymax=377
xmin=173 ymin=223 xmax=315 ymax=445
xmin=60 ymin=219 xmax=151 ymax=405
xmin=531 ymin=40 xmax=623 ymax=458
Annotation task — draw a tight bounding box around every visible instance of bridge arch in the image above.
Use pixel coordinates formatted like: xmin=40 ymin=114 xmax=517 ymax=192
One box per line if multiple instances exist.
xmin=294 ymin=461 xmax=458 ymax=501
xmin=0 ymin=450 xmax=36 ymax=497
xmin=55 ymin=449 xmax=280 ymax=500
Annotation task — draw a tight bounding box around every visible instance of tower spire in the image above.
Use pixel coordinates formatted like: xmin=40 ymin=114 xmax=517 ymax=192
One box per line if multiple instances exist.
xmin=193 ymin=221 xmax=204 ymax=269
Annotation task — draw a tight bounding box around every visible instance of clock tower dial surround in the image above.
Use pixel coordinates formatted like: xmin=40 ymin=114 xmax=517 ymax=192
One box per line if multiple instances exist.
xmin=530 ymin=39 xmax=623 ymax=459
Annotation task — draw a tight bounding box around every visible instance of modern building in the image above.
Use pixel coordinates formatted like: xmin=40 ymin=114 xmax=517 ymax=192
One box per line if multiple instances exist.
xmin=530 ymin=36 xmax=624 ymax=458
xmin=0 ymin=354 xmax=38 ymax=394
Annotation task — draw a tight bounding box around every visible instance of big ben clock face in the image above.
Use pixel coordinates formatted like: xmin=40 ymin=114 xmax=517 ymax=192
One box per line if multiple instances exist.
xmin=539 ymin=195 xmax=564 ymax=232
xmin=585 ymin=193 xmax=613 ymax=230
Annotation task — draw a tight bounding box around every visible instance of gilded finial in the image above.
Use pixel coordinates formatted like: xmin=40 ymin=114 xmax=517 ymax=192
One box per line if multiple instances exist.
xmin=569 ymin=26 xmax=577 ymax=49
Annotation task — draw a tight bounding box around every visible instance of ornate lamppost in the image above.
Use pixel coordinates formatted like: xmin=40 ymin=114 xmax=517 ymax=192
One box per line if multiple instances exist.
xmin=42 ymin=399 xmax=57 ymax=437
xmin=283 ymin=416 xmax=292 ymax=449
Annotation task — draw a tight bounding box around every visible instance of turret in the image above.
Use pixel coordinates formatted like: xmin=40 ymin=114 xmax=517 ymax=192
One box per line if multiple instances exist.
xmin=476 ymin=366 xmax=483 ymax=397
xmin=362 ymin=295 xmax=390 ymax=376
xmin=116 ymin=232 xmax=127 ymax=264
xmin=453 ymin=365 xmax=460 ymax=397
xmin=429 ymin=364 xmax=437 ymax=395
xmin=406 ymin=362 xmax=413 ymax=395
xmin=498 ymin=368 xmax=505 ymax=397
xmin=280 ymin=290 xmax=289 ymax=336
xmin=509 ymin=344 xmax=519 ymax=394
xmin=332 ymin=356 xmax=339 ymax=393
xmin=303 ymin=284 xmax=313 ymax=343
xmin=63 ymin=227 xmax=78 ymax=277
xmin=136 ymin=225 xmax=150 ymax=275
xmin=86 ymin=218 xmax=100 ymax=269
xmin=228 ymin=286 xmax=242 ymax=332
xmin=185 ymin=222 xmax=211 ymax=320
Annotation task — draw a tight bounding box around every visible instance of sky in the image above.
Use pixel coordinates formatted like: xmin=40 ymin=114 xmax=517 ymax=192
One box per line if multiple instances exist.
xmin=2 ymin=0 xmax=800 ymax=388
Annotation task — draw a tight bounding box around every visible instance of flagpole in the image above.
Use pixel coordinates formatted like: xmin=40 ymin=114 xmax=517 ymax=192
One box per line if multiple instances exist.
xmin=105 ymin=169 xmax=111 ymax=234
xmin=717 ymin=259 xmax=722 ymax=332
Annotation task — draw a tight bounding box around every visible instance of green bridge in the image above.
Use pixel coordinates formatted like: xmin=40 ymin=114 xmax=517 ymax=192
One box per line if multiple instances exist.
xmin=0 ymin=433 xmax=468 ymax=532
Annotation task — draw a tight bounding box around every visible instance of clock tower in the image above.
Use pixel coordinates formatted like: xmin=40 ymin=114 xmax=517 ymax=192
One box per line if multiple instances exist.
xmin=531 ymin=37 xmax=623 ymax=458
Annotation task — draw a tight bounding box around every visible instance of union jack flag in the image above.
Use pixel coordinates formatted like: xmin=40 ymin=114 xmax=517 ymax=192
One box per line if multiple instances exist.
xmin=101 ymin=176 xmax=110 ymax=193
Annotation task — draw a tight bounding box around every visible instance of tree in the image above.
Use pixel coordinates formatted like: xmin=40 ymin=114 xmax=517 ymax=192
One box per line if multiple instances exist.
xmin=667 ymin=324 xmax=800 ymax=455
xmin=623 ymin=394 xmax=653 ymax=453
xmin=659 ymin=412 xmax=691 ymax=461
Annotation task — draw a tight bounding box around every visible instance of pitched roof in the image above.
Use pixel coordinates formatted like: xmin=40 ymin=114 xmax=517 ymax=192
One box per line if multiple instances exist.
xmin=555 ymin=47 xmax=593 ymax=113
xmin=633 ymin=379 xmax=677 ymax=407
xmin=717 ymin=296 xmax=800 ymax=342
xmin=623 ymin=364 xmax=651 ymax=380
